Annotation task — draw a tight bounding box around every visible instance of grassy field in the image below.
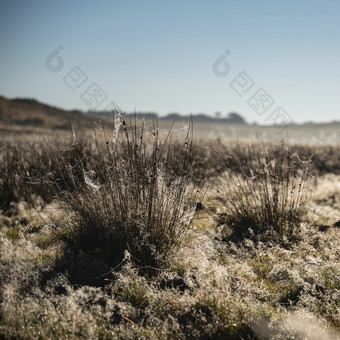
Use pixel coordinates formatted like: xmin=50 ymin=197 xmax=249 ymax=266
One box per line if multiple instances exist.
xmin=0 ymin=118 xmax=340 ymax=339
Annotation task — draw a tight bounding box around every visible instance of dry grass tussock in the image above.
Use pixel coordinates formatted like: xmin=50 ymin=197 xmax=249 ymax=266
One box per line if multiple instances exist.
xmin=51 ymin=117 xmax=201 ymax=281
xmin=207 ymin=140 xmax=314 ymax=241
xmin=0 ymin=118 xmax=340 ymax=339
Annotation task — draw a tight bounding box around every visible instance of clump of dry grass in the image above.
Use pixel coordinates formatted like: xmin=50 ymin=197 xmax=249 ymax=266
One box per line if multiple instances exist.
xmin=210 ymin=140 xmax=314 ymax=240
xmin=53 ymin=116 xmax=200 ymax=280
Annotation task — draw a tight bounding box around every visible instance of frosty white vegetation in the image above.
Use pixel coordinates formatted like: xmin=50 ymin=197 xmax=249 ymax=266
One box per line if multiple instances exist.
xmin=0 ymin=120 xmax=339 ymax=339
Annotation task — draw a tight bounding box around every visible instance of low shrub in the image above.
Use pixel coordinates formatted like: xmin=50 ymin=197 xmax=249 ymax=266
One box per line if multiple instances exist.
xmin=54 ymin=116 xmax=200 ymax=276
xmin=213 ymin=140 xmax=314 ymax=239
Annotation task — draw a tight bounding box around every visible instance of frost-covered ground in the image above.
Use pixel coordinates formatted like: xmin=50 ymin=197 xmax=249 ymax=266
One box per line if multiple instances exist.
xmin=1 ymin=173 xmax=339 ymax=339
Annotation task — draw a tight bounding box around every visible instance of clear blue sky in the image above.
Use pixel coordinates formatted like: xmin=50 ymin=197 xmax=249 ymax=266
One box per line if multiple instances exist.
xmin=1 ymin=0 xmax=339 ymax=124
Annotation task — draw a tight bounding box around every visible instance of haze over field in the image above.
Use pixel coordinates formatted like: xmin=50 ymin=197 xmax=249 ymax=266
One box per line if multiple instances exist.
xmin=1 ymin=0 xmax=339 ymax=126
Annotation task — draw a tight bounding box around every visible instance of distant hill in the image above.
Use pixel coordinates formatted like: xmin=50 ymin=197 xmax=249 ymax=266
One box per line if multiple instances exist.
xmin=0 ymin=96 xmax=99 ymax=129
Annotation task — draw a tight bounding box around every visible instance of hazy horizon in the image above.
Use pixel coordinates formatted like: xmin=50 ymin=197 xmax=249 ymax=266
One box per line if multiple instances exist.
xmin=1 ymin=0 xmax=339 ymax=125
